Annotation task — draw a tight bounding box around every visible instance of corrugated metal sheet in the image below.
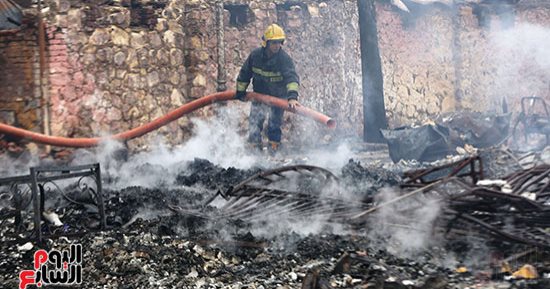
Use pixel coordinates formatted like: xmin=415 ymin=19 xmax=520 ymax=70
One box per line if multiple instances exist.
xmin=0 ymin=0 xmax=22 ymax=30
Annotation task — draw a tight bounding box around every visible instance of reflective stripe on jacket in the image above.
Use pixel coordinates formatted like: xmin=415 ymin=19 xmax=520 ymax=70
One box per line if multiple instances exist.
xmin=236 ymin=47 xmax=299 ymax=100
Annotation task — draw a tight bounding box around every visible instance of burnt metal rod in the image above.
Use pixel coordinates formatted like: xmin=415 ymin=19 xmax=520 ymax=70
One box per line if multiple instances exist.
xmin=351 ymin=180 xmax=442 ymax=220
xmin=513 ymin=168 xmax=550 ymax=194
xmin=236 ymin=199 xmax=318 ymax=221
xmin=229 ymin=165 xmax=337 ymax=194
xmin=508 ymin=167 xmax=540 ymax=187
xmin=222 ymin=195 xmax=284 ymax=217
xmin=221 ymin=187 xmax=314 ymax=214
xmin=221 ymin=190 xmax=277 ymax=213
xmin=448 ymin=209 xmax=550 ymax=248
xmin=222 ymin=193 xmax=303 ymax=218
xmin=218 ymin=193 xmax=258 ymax=211
xmin=470 ymin=188 xmax=543 ymax=211
xmin=288 ymin=201 xmax=353 ymax=218
xmin=404 ymin=157 xmax=479 ymax=184
xmin=233 ymin=202 xmax=307 ymax=221
xmin=227 ymin=198 xmax=312 ymax=220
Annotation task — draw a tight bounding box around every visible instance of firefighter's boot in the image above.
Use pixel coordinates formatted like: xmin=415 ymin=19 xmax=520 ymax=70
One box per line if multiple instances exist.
xmin=268 ymin=141 xmax=280 ymax=156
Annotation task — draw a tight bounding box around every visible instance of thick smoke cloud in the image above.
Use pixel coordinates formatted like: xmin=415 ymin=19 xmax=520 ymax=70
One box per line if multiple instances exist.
xmin=489 ymin=23 xmax=550 ymax=104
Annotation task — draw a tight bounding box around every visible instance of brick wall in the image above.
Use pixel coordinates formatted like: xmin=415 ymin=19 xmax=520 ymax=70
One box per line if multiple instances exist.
xmin=0 ymin=17 xmax=41 ymax=131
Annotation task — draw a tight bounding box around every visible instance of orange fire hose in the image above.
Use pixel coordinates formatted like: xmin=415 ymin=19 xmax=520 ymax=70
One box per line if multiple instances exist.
xmin=0 ymin=91 xmax=335 ymax=148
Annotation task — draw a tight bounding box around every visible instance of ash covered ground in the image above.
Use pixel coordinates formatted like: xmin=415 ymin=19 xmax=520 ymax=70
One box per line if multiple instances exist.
xmin=0 ymin=108 xmax=549 ymax=289
xmin=0 ymin=141 xmax=549 ymax=289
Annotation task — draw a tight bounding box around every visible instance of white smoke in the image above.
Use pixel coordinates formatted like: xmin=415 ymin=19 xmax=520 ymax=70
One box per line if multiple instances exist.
xmin=0 ymin=153 xmax=40 ymax=177
xmin=367 ymin=187 xmax=443 ymax=257
xmin=177 ymin=104 xmax=258 ymax=169
xmin=489 ymin=23 xmax=550 ymax=107
xmin=67 ymin=104 xmax=264 ymax=189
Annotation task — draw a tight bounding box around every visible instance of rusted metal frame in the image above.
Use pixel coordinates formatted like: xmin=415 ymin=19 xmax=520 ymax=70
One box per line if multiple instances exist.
xmin=228 ymin=196 xmax=314 ymax=220
xmin=230 ymin=185 xmax=285 ymax=197
xmin=536 ymin=180 xmax=550 ymax=195
xmin=217 ymin=186 xmax=275 ymax=211
xmin=452 ymin=185 xmax=534 ymax=203
xmin=202 ymin=190 xmax=227 ymax=207
xmin=511 ymin=167 xmax=550 ymax=194
xmin=228 ymin=165 xmax=338 ymax=196
xmin=242 ymin=201 xmax=321 ymax=221
xmin=233 ymin=185 xmax=339 ymax=201
xmin=220 ymin=189 xmax=278 ymax=213
xmin=253 ymin=187 xmax=346 ymax=203
xmin=508 ymin=167 xmax=549 ymax=193
xmin=224 ymin=193 xmax=278 ymax=213
xmin=0 ymin=163 xmax=105 ymax=243
xmin=0 ymin=182 xmax=33 ymax=232
xmin=446 ymin=209 xmax=550 ymax=248
xmin=401 ymin=157 xmax=467 ymax=182
xmin=221 ymin=186 xmax=320 ymax=214
xmin=507 ymin=213 xmax=550 ymax=225
xmin=284 ymin=203 xmax=354 ymax=217
xmin=352 ymin=177 xmax=468 ymax=223
xmin=220 ymin=196 xmax=295 ymax=219
xmin=402 ymin=157 xmax=482 ymax=186
xmin=473 ymin=155 xmax=483 ymax=184
xmin=507 ymin=166 xmax=543 ymax=187
xmin=505 ymin=170 xmax=527 ymax=183
xmin=282 ymin=200 xmax=347 ymax=219
xmin=167 ymin=204 xmax=212 ymax=220
xmin=521 ymin=230 xmax=550 ymax=244
xmin=242 ymin=200 xmax=350 ymax=224
xmin=351 ymin=181 xmax=443 ymax=221
xmin=228 ymin=188 xmax=354 ymax=221
xmin=451 ymin=200 xmax=527 ymax=216
xmin=257 ymin=174 xmax=276 ymax=183
xmin=447 ymin=156 xmax=483 ymax=184
xmin=221 ymin=195 xmax=288 ymax=218
xmin=457 ymin=212 xmax=549 ymax=245
xmin=215 ymin=193 xmax=249 ymax=211
xmin=458 ymin=187 xmax=543 ymax=211
xmin=221 ymin=189 xmax=307 ymax=217
xmin=229 ymin=200 xmax=309 ymax=221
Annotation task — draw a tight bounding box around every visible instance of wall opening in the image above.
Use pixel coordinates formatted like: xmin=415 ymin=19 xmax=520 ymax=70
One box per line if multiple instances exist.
xmin=276 ymin=1 xmax=309 ymax=26
xmin=224 ymin=4 xmax=251 ymax=27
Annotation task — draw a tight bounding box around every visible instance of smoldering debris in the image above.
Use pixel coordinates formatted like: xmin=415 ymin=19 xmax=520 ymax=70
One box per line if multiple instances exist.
xmin=381 ymin=111 xmax=511 ymax=163
xmin=0 ymin=153 xmax=549 ymax=288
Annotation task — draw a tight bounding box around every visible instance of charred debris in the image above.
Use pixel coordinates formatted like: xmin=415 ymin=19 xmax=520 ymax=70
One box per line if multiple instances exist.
xmin=1 ymin=141 xmax=550 ymax=288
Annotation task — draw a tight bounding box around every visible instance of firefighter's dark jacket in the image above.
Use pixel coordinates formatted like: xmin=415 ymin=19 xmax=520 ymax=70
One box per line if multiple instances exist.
xmin=236 ymin=47 xmax=299 ymax=100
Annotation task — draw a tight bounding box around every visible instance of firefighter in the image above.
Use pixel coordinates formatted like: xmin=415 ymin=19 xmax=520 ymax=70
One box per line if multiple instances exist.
xmin=235 ymin=23 xmax=300 ymax=154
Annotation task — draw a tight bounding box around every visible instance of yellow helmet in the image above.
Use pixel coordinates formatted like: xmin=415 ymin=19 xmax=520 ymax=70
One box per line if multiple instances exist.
xmin=261 ymin=24 xmax=285 ymax=47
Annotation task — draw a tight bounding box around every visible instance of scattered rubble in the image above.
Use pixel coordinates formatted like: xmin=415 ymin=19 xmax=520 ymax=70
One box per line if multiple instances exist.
xmin=382 ymin=111 xmax=510 ymax=163
xmin=0 ymin=150 xmax=549 ymax=288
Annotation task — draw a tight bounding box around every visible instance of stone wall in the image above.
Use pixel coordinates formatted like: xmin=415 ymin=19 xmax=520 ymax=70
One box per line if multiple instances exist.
xmin=456 ymin=3 xmax=550 ymax=115
xmin=40 ymin=0 xmax=196 ymax=149
xmin=1 ymin=0 xmax=549 ymax=150
xmin=377 ymin=3 xmax=457 ymax=127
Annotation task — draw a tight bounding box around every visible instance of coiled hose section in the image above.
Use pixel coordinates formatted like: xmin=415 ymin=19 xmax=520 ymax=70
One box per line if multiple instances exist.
xmin=0 ymin=91 xmax=336 ymax=148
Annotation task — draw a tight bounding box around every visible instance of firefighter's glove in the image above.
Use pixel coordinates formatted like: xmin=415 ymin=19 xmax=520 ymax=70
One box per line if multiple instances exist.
xmin=287 ymin=91 xmax=299 ymax=109
xmin=288 ymin=99 xmax=300 ymax=109
xmin=235 ymin=91 xmax=247 ymax=102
